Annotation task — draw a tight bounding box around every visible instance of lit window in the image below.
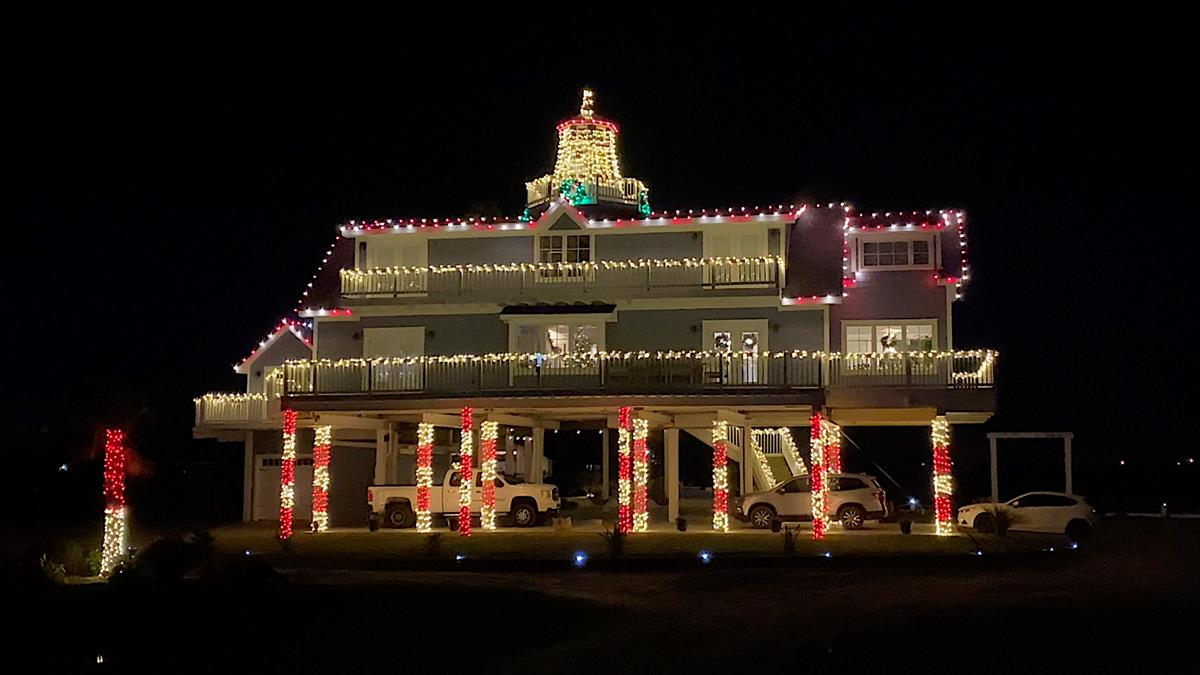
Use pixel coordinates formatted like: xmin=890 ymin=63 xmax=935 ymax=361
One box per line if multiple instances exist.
xmin=845 ymin=322 xmax=936 ymax=353
xmin=859 ymin=237 xmax=933 ymax=269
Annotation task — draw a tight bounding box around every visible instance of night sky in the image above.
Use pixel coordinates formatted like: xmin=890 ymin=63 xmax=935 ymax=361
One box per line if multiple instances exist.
xmin=8 ymin=9 xmax=1190 ymax=517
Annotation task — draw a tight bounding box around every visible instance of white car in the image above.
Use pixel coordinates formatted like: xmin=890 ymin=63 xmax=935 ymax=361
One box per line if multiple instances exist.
xmin=735 ymin=473 xmax=889 ymax=530
xmin=957 ymin=492 xmax=1098 ymax=539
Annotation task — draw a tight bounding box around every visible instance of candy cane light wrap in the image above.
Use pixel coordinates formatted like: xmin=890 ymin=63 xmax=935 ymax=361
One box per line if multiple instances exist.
xmin=480 ymin=421 xmax=498 ymax=530
xmin=809 ymin=413 xmax=828 ymax=540
xmin=101 ymin=428 xmax=128 ymax=575
xmin=632 ymin=417 xmax=650 ymax=532
xmin=711 ymin=420 xmax=729 ymax=532
xmin=416 ymin=422 xmax=435 ymax=532
xmin=617 ymin=406 xmax=633 ymax=533
xmin=279 ymin=410 xmax=297 ymax=540
xmin=311 ymin=425 xmax=331 ymax=533
xmin=458 ymin=407 xmax=474 ymax=537
xmin=931 ymin=416 xmax=954 ymax=536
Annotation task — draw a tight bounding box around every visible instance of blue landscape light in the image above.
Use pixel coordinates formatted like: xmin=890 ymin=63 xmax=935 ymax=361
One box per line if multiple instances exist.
xmin=573 ymin=551 xmax=588 ymax=567
xmin=698 ymin=550 xmax=712 ymax=564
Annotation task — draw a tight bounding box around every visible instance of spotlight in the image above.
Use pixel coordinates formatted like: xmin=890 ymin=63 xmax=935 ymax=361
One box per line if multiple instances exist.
xmin=573 ymin=551 xmax=588 ymax=567
xmin=698 ymin=550 xmax=712 ymax=564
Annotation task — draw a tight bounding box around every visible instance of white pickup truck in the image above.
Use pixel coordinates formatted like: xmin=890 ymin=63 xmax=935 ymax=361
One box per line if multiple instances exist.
xmin=367 ymin=470 xmax=560 ymax=530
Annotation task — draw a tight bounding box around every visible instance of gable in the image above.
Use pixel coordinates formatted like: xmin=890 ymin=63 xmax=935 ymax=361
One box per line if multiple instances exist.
xmin=548 ymin=214 xmax=582 ymax=230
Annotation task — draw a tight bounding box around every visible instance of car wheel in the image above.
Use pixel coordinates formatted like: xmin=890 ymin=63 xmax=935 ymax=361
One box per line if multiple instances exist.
xmin=838 ymin=504 xmax=866 ymax=530
xmin=1066 ymin=519 xmax=1092 ymax=542
xmin=748 ymin=504 xmax=776 ymax=529
xmin=511 ymin=501 xmax=538 ymax=528
xmin=385 ymin=504 xmax=415 ymax=529
xmin=973 ymin=512 xmax=996 ymax=534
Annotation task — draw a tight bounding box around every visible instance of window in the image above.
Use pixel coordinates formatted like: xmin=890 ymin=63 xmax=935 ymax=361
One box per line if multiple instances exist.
xmin=782 ymin=477 xmax=811 ymax=493
xmin=1012 ymin=494 xmax=1076 ymax=508
xmin=833 ymin=477 xmax=866 ymax=491
xmin=844 ymin=322 xmax=937 ymax=353
xmin=537 ymin=235 xmax=591 ymax=278
xmin=514 ymin=321 xmax=603 ymax=355
xmin=858 ymin=236 xmax=934 ymax=269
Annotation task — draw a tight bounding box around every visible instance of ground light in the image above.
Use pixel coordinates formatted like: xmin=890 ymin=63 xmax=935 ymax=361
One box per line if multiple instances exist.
xmin=698 ymin=550 xmax=712 ymax=564
xmin=455 ymin=554 xmax=465 ymax=561
xmin=823 ymin=551 xmax=832 ymax=558
xmin=573 ymin=552 xmax=588 ymax=567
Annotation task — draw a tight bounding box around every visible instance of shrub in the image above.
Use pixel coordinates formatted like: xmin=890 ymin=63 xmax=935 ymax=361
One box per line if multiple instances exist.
xmin=781 ymin=527 xmax=799 ymax=554
xmin=600 ymin=525 xmax=625 ymax=558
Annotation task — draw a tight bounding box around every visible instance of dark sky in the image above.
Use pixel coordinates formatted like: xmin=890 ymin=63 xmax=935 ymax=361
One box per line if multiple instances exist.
xmin=8 ymin=9 xmax=1190 ymax=478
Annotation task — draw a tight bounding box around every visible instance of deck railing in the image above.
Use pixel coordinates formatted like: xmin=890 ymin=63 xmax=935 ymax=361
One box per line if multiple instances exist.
xmin=279 ymin=350 xmax=995 ymax=398
xmin=525 ymin=175 xmax=646 ymax=208
xmin=340 ymin=256 xmax=783 ymax=300
xmin=194 ymin=374 xmax=283 ymax=426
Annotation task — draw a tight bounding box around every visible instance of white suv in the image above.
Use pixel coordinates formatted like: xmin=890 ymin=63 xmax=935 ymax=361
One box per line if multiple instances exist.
xmin=735 ymin=473 xmax=889 ymax=530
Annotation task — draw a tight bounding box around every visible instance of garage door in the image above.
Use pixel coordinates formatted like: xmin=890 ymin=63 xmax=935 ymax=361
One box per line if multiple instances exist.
xmin=253 ymin=455 xmax=313 ymax=522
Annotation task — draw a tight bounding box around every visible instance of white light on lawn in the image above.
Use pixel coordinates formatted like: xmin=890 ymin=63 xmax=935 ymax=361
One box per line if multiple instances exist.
xmin=698 ymin=550 xmax=712 ymax=564
xmin=573 ymin=552 xmax=588 ymax=567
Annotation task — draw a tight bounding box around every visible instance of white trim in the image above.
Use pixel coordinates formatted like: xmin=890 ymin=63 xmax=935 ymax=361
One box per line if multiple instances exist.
xmin=340 ymin=213 xmax=797 ymax=239
xmin=498 ymin=311 xmax=618 ymax=324
xmin=945 ymin=285 xmax=954 ymax=350
xmin=235 ymin=325 xmax=312 ymax=374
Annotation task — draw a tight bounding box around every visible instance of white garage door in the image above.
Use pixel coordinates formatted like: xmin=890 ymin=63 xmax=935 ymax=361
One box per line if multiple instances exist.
xmin=253 ymin=455 xmax=313 ymax=522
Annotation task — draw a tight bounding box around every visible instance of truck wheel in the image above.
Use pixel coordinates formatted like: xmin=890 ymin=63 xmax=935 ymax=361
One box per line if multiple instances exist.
xmin=511 ymin=501 xmax=538 ymax=527
xmin=385 ymin=504 xmax=415 ymax=529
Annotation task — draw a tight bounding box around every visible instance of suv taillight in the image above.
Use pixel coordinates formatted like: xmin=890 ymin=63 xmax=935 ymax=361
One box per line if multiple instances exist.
xmin=367 ymin=488 xmax=374 ymax=502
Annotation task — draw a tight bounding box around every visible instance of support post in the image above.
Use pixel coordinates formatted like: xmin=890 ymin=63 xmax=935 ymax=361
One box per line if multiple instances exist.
xmin=989 ymin=435 xmax=999 ymax=503
xmin=665 ymin=428 xmax=680 ymax=523
xmin=809 ymin=412 xmax=828 ymax=540
xmin=531 ymin=426 xmax=545 ymax=482
xmin=741 ymin=423 xmax=753 ymax=496
xmin=633 ymin=417 xmax=649 ymax=532
xmin=374 ymin=428 xmax=390 ymax=486
xmin=601 ymin=428 xmax=611 ymax=501
xmin=931 ymin=416 xmax=954 ymax=536
xmin=1064 ymin=435 xmax=1073 ymax=495
xmin=279 ymin=410 xmax=297 ymax=540
xmin=242 ymin=430 xmax=254 ymax=522
xmin=311 ymin=425 xmax=332 ymax=533
xmin=505 ymin=429 xmax=517 ymax=475
xmin=711 ymin=419 xmax=730 ymax=532
xmin=617 ymin=407 xmax=633 ymax=533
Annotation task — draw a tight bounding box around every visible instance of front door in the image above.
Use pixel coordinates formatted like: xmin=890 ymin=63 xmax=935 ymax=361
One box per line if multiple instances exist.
xmin=703 ymin=319 xmax=769 ymax=384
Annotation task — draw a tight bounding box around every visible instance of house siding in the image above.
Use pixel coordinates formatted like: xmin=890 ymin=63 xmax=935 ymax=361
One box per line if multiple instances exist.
xmin=830 ymin=271 xmax=949 ymax=350
xmin=428 ymin=236 xmax=534 ymax=266
xmin=246 ymin=333 xmax=312 ymax=394
xmin=316 ymin=314 xmax=507 ymax=359
xmin=607 ymin=307 xmax=825 ymax=352
xmin=595 ymin=231 xmax=701 ymax=261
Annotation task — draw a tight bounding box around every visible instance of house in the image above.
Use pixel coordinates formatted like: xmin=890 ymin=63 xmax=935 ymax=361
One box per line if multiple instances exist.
xmin=194 ymin=90 xmax=995 ymax=535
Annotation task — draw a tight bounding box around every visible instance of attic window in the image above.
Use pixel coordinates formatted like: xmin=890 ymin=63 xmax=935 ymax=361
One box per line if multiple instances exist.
xmin=857 ymin=236 xmax=933 ymax=269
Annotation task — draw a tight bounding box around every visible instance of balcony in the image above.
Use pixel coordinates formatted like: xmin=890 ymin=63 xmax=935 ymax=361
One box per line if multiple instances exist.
xmin=340 ymin=256 xmax=783 ymax=302
xmin=525 ymin=175 xmax=647 ymax=209
xmin=194 ymin=374 xmax=283 ymax=427
xmin=280 ymin=350 xmax=996 ymax=400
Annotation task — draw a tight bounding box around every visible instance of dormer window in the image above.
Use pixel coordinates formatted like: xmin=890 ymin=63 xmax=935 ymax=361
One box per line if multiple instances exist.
xmin=853 ymin=235 xmax=935 ymax=271
xmin=538 ymin=234 xmax=592 ymax=265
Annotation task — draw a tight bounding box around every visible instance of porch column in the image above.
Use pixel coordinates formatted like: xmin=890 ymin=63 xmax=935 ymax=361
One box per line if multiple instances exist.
xmin=601 ymin=428 xmax=611 ymax=501
xmin=374 ymin=428 xmax=390 ymax=486
xmin=504 ymin=428 xmax=517 ymax=475
xmin=989 ymin=434 xmax=999 ymax=503
xmin=665 ymin=428 xmax=680 ymax=523
xmin=809 ymin=412 xmax=828 ymax=540
xmin=242 ymin=430 xmax=255 ymax=522
xmin=531 ymin=426 xmax=545 ymax=481
xmin=931 ymin=416 xmax=954 ymax=536
xmin=311 ymin=425 xmax=332 ymax=533
xmin=740 ymin=423 xmax=753 ymax=496
xmin=1064 ymin=435 xmax=1074 ymax=495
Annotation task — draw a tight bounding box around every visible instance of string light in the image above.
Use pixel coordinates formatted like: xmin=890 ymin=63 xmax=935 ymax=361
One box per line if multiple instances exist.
xmin=311 ymin=425 xmax=331 ymax=533
xmin=931 ymin=416 xmax=954 ymax=536
xmin=279 ymin=409 xmax=297 ymax=540
xmin=100 ymin=428 xmax=128 ymax=575
xmin=632 ymin=417 xmax=649 ymax=533
xmin=748 ymin=431 xmax=778 ymax=487
xmin=480 ymin=420 xmax=498 ymax=530
xmin=416 ymin=422 xmax=435 ymax=532
xmin=458 ymin=407 xmax=473 ymax=537
xmin=617 ymin=406 xmax=633 ymax=533
xmin=711 ymin=420 xmax=729 ymax=532
xmin=822 ymin=419 xmax=842 ymax=475
xmin=809 ymin=413 xmax=828 ymax=540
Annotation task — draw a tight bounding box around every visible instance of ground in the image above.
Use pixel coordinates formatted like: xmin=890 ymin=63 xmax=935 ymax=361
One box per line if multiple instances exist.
xmin=10 ymin=519 xmax=1197 ymax=673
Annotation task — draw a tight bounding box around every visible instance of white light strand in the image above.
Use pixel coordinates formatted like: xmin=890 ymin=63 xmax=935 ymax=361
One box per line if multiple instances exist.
xmin=632 ymin=417 xmax=650 ymax=533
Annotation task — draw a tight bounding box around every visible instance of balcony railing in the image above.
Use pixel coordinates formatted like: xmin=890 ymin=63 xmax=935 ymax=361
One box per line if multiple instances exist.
xmin=194 ymin=374 xmax=283 ymax=426
xmin=525 ymin=175 xmax=646 ymax=208
xmin=281 ymin=350 xmax=996 ymax=398
xmin=341 ymin=256 xmax=783 ymax=300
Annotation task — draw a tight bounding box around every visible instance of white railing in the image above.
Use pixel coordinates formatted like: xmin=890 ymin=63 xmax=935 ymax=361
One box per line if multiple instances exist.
xmin=341 ymin=256 xmax=783 ymax=299
xmin=194 ymin=374 xmax=283 ymax=426
xmin=753 ymin=427 xmax=807 ymax=477
xmin=525 ymin=175 xmax=646 ymax=207
xmin=283 ymin=350 xmax=996 ymax=397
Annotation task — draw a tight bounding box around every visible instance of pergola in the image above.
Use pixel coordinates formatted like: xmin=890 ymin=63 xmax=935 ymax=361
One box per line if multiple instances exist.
xmin=986 ymin=431 xmax=1074 ymax=502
